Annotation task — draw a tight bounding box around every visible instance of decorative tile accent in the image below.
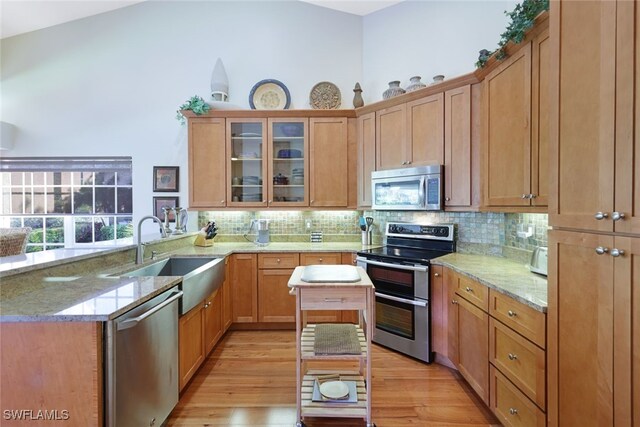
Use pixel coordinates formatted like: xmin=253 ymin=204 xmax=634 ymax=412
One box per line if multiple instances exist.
xmin=197 ymin=210 xmax=549 ymax=252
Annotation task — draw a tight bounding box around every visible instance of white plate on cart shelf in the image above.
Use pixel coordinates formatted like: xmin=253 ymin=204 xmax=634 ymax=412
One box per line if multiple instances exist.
xmin=319 ymin=380 xmax=349 ymax=400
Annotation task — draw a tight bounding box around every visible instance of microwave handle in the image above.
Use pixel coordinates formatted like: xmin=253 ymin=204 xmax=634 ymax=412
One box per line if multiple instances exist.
xmin=418 ymin=175 xmax=426 ymax=207
xmin=356 ymin=257 xmax=429 ymax=273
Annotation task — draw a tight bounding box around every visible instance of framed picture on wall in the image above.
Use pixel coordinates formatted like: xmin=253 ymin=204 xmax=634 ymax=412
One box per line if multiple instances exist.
xmin=153 ymin=196 xmax=179 ymax=222
xmin=153 ymin=166 xmax=179 ymax=192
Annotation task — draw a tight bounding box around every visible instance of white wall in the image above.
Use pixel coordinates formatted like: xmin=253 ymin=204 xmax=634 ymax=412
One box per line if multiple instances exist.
xmin=1 ymin=0 xmax=516 ymax=237
xmin=0 ymin=1 xmax=363 ymax=236
xmin=361 ymin=0 xmax=517 ymax=103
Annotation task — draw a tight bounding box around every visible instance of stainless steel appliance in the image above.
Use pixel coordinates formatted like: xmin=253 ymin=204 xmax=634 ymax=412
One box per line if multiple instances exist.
xmin=105 ymin=287 xmax=183 ymax=427
xmin=245 ymin=218 xmax=270 ymax=246
xmin=371 ymin=165 xmax=443 ymax=211
xmin=529 ymin=246 xmax=548 ymax=276
xmin=356 ymin=222 xmax=456 ymax=363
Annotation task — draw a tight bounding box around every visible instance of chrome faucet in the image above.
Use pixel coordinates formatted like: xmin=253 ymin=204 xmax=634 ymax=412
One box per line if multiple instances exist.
xmin=136 ymin=215 xmax=167 ymax=264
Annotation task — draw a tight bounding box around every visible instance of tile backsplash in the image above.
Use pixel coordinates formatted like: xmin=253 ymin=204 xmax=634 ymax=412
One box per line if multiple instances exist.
xmin=198 ymin=210 xmax=548 ymax=253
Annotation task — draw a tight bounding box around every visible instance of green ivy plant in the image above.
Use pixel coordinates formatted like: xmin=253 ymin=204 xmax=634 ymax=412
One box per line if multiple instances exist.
xmin=476 ymin=0 xmax=550 ymax=68
xmin=175 ymin=95 xmax=211 ymax=125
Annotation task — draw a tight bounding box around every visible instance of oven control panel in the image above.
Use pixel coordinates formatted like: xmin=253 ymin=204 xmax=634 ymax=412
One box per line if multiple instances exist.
xmin=386 ymin=222 xmax=455 ymax=241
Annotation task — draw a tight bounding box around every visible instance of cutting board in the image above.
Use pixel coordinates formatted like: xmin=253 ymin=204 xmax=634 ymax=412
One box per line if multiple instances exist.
xmin=300 ymin=265 xmax=361 ymax=283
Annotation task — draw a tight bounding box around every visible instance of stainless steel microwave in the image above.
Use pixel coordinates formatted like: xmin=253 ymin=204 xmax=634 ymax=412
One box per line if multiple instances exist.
xmin=371 ymin=165 xmax=443 ymax=211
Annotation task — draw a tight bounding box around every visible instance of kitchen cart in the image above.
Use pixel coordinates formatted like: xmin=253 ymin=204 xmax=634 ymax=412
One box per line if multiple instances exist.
xmin=288 ymin=265 xmax=375 ymax=427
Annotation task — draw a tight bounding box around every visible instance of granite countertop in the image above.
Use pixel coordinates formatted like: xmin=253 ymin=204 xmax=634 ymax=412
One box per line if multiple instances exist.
xmin=0 ymin=275 xmax=182 ymax=322
xmin=0 ymin=241 xmax=377 ymax=323
xmin=431 ymin=253 xmax=547 ymax=312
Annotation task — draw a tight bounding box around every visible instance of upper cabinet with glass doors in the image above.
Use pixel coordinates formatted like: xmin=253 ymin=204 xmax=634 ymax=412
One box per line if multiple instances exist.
xmin=227 ymin=119 xmax=268 ymax=208
xmin=268 ymin=119 xmax=308 ymax=207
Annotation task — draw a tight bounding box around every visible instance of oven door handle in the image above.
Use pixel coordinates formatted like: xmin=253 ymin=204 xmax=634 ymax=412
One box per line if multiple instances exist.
xmin=356 ymin=257 xmax=429 ymax=273
xmin=375 ymin=292 xmax=428 ymax=307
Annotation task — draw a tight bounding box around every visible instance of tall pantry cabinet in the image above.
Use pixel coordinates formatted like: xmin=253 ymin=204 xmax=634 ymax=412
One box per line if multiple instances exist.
xmin=548 ymin=1 xmax=639 ymax=426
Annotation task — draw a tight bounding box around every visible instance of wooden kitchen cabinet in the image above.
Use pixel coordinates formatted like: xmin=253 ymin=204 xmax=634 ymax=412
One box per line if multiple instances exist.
xmin=188 ymin=118 xmax=227 ymax=208
xmin=376 ymin=94 xmax=445 ymax=170
xmin=227 ymin=118 xmax=268 ymax=208
xmin=430 ymin=265 xmax=446 ymax=355
xmin=357 ymin=112 xmax=376 ymax=207
xmin=309 ymin=117 xmax=348 ymax=207
xmin=406 ymin=93 xmax=444 ymax=167
xmin=231 ymin=253 xmax=258 ymax=323
xmin=490 ymin=365 xmax=546 ymax=427
xmin=548 ymin=229 xmax=640 ymax=427
xmin=447 ymin=267 xmax=490 ymax=403
xmin=222 ymin=257 xmax=232 ymax=332
xmin=483 ymin=21 xmax=548 ymax=210
xmin=204 ymin=288 xmax=223 ymax=355
xmin=257 ymin=253 xmax=298 ymax=323
xmin=376 ymin=104 xmax=406 ymax=170
xmin=550 ymin=0 xmax=640 ymax=234
xmin=179 ymin=301 xmax=206 ymax=391
xmin=268 ymin=118 xmax=309 ymax=207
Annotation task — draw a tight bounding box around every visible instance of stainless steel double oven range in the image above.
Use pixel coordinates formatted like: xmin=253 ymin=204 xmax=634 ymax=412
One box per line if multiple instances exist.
xmin=356 ymin=222 xmax=455 ymax=363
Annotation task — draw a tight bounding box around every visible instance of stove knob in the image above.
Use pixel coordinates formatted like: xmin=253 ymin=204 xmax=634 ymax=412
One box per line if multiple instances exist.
xmin=389 ymin=225 xmax=397 ymax=233
xmin=397 ymin=226 xmax=405 ymax=233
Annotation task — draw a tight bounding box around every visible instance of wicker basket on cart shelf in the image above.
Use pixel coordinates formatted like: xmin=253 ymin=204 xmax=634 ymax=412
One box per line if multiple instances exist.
xmin=0 ymin=227 xmax=31 ymax=257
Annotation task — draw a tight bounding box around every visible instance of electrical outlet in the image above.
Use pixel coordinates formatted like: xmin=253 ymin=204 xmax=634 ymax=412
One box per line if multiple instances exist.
xmin=305 ymin=219 xmax=312 ymax=230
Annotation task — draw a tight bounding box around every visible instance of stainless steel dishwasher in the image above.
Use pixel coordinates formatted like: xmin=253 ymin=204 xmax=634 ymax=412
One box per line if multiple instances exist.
xmin=105 ymin=287 xmax=183 ymax=427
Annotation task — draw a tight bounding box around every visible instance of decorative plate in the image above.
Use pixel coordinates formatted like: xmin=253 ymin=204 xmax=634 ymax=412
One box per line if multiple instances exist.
xmin=319 ymin=380 xmax=349 ymax=399
xmin=249 ymin=79 xmax=291 ymax=110
xmin=309 ymin=81 xmax=341 ymax=109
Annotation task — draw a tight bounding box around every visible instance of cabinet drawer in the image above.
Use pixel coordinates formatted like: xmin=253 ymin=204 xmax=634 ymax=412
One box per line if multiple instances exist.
xmin=300 ymin=252 xmax=342 ymax=266
xmin=489 ymin=318 xmax=545 ymax=410
xmin=489 ymin=290 xmax=545 ymax=348
xmin=299 ymin=287 xmax=367 ymax=310
xmin=456 ymin=275 xmax=488 ymax=311
xmin=258 ymin=253 xmax=299 ymax=269
xmin=490 ymin=366 xmax=546 ymax=427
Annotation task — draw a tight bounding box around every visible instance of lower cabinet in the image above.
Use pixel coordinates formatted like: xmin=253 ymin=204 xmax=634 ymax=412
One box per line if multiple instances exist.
xmin=179 ymin=286 xmax=224 ymax=391
xmin=440 ymin=267 xmax=547 ymax=423
xmin=231 ymin=253 xmax=258 ymax=323
xmin=257 ymin=253 xmax=299 ymax=323
xmin=222 ymin=256 xmax=232 ymax=332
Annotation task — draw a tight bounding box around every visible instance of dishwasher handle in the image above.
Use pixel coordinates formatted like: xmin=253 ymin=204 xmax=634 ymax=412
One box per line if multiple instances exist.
xmin=117 ymin=290 xmax=183 ymax=331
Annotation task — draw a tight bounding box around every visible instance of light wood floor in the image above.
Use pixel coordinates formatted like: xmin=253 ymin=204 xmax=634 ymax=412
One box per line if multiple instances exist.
xmin=167 ymin=330 xmax=500 ymax=427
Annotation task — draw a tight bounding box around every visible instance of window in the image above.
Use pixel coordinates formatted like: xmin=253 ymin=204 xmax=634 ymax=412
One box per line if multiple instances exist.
xmin=0 ymin=157 xmax=133 ymax=252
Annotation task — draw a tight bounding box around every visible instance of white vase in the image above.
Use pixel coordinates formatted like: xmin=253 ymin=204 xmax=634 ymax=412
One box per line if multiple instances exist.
xmin=382 ymin=81 xmax=405 ymax=99
xmin=211 ymin=58 xmax=229 ymax=102
xmin=405 ymin=76 xmax=426 ymax=92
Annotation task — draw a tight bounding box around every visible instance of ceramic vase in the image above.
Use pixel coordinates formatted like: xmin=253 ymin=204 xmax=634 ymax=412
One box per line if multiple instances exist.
xmin=432 ymin=75 xmax=445 ymax=84
xmin=405 ymin=76 xmax=427 ymax=92
xmin=353 ymin=82 xmax=364 ymax=108
xmin=382 ymin=81 xmax=405 ymax=99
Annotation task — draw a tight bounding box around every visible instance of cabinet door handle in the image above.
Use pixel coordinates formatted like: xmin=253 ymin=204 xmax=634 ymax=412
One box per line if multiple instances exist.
xmin=528 ymin=194 xmax=536 ymax=199
xmin=220 ymin=200 xmax=225 ymax=205
xmin=507 ymin=310 xmax=517 ymax=317
xmin=611 ymin=248 xmax=625 ymax=257
xmin=434 ymin=273 xmax=440 ymax=277
xmin=521 ymin=194 xmax=528 ymax=199
xmin=324 ymin=298 xmax=343 ymax=303
xmin=594 ymin=212 xmax=609 ymax=220
xmin=445 ymin=197 xmax=450 ymax=202
xmin=508 ymin=353 xmax=518 ymax=361
xmin=451 ymin=299 xmax=458 ymax=305
xmin=509 ymin=408 xmax=518 ymax=415
xmin=595 ymin=246 xmax=609 ymax=255
xmin=310 ymin=200 xmax=314 ymax=204
xmin=612 ymin=211 xmax=625 ymax=221
xmin=318 ymin=258 xmax=323 ymax=262
xmin=465 ymin=286 xmax=473 ymax=293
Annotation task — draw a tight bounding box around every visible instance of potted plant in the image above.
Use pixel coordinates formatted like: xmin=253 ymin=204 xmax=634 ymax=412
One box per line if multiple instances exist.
xmin=175 ymin=95 xmax=211 ymax=125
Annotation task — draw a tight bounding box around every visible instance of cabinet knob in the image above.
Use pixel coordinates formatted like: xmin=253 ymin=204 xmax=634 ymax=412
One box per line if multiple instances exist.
xmin=509 ymin=408 xmax=519 ymax=416
xmin=407 ymin=161 xmax=412 ymax=165
xmin=401 ymin=161 xmax=407 ymax=165
xmin=612 ymin=211 xmax=625 ymax=221
xmin=220 ymin=200 xmax=225 ymax=204
xmin=434 ymin=273 xmax=440 ymax=277
xmin=611 ymin=248 xmax=625 ymax=257
xmin=319 ymin=258 xmax=323 ymax=262
xmin=451 ymin=299 xmax=458 ymax=305
xmin=310 ymin=200 xmax=314 ymax=204
xmin=268 ymin=200 xmax=272 ymax=204
xmin=276 ymin=258 xmax=281 ymax=263
xmin=528 ymin=194 xmax=536 ymax=199
xmin=507 ymin=310 xmax=517 ymax=317
xmin=595 ymin=246 xmax=609 ymax=255
xmin=445 ymin=197 xmax=450 ymax=202
xmin=508 ymin=353 xmax=518 ymax=361
xmin=521 ymin=194 xmax=528 ymax=199
xmin=465 ymin=286 xmax=473 ymax=293
xmin=594 ymin=212 xmax=609 ymax=220
xmin=263 ymin=200 xmax=267 ymax=203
